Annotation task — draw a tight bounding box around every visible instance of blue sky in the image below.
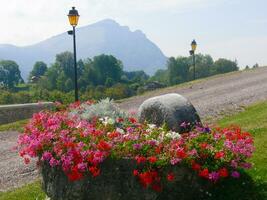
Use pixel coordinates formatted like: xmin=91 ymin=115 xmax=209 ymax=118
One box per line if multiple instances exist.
xmin=1 ymin=0 xmax=266 ymax=67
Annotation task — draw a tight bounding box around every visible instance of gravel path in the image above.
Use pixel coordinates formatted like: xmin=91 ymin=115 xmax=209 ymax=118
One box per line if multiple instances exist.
xmin=1 ymin=67 xmax=267 ymax=192
xmin=120 ymin=67 xmax=267 ymax=120
xmin=0 ymin=131 xmax=38 ymax=192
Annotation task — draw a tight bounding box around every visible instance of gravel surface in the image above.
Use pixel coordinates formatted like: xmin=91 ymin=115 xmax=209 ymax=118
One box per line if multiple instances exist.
xmin=1 ymin=67 xmax=267 ymax=192
xmin=0 ymin=131 xmax=38 ymax=192
xmin=120 ymin=67 xmax=267 ymax=120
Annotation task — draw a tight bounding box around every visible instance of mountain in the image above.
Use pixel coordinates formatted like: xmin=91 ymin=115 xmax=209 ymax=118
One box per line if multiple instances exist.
xmin=0 ymin=19 xmax=167 ymax=80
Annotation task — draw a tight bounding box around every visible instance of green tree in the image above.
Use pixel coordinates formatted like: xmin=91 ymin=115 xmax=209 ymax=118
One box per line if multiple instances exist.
xmin=39 ymin=52 xmax=84 ymax=92
xmin=213 ymin=58 xmax=238 ymax=74
xmin=190 ymin=54 xmax=214 ymax=79
xmin=91 ymin=54 xmax=123 ymax=86
xmin=0 ymin=60 xmax=23 ymax=89
xmin=167 ymin=56 xmax=189 ymax=85
xmin=123 ymin=71 xmax=149 ymax=83
xmin=150 ymin=69 xmax=168 ymax=84
xmin=29 ymin=61 xmax=47 ymax=80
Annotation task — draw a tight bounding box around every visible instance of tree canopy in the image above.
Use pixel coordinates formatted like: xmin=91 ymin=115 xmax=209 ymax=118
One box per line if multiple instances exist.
xmin=0 ymin=60 xmax=23 ymax=89
xmin=151 ymin=54 xmax=239 ymax=86
xmin=29 ymin=61 xmax=48 ymax=80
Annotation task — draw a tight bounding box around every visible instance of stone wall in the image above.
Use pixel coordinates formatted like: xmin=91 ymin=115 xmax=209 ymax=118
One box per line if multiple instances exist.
xmin=0 ymin=102 xmax=54 ymax=125
xmin=41 ymin=159 xmax=203 ymax=200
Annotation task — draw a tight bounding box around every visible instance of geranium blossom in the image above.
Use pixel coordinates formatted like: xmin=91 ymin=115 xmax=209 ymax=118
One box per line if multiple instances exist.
xmin=17 ymin=104 xmax=255 ymax=192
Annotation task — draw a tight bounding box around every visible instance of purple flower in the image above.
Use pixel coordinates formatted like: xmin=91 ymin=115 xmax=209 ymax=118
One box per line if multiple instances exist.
xmin=231 ymin=171 xmax=240 ymax=178
xmin=241 ymin=162 xmax=252 ymax=169
xmin=209 ymin=172 xmax=220 ymax=182
xmin=148 ymin=140 xmax=158 ymax=146
xmin=133 ymin=143 xmax=142 ymax=150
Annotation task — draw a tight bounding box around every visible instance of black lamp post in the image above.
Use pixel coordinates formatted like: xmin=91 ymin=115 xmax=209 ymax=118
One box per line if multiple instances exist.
xmin=68 ymin=7 xmax=80 ymax=101
xmin=189 ymin=39 xmax=197 ymax=80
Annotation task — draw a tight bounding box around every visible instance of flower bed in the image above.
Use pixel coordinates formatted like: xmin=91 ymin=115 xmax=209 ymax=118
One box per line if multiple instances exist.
xmin=17 ymin=101 xmax=255 ymax=200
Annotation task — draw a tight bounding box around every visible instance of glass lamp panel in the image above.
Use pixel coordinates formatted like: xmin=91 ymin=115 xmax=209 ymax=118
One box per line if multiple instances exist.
xmin=191 ymin=44 xmax=197 ymax=51
xmin=68 ymin=15 xmax=79 ymax=26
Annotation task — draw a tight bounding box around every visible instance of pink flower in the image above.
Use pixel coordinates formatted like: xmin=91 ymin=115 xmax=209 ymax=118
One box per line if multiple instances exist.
xmin=77 ymin=163 xmax=87 ymax=172
xmin=41 ymin=151 xmax=52 ymax=161
xmin=240 ymin=162 xmax=252 ymax=169
xmin=133 ymin=143 xmax=142 ymax=150
xmin=231 ymin=171 xmax=240 ymax=178
xmin=170 ymin=158 xmax=181 ymax=165
xmin=49 ymin=157 xmax=60 ymax=167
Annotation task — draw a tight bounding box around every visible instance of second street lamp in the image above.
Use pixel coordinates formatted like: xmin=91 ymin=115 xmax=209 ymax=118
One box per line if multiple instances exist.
xmin=68 ymin=7 xmax=80 ymax=101
xmin=190 ymin=39 xmax=197 ymax=80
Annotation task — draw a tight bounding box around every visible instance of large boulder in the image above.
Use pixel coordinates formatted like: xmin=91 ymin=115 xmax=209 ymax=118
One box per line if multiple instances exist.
xmin=138 ymin=93 xmax=201 ymax=132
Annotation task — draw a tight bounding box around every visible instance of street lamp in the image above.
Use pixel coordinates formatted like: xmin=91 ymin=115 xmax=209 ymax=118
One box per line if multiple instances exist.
xmin=68 ymin=7 xmax=80 ymax=101
xmin=189 ymin=39 xmax=197 ymax=80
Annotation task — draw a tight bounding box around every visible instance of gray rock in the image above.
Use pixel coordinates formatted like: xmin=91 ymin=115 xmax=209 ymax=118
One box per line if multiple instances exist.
xmin=138 ymin=93 xmax=201 ymax=132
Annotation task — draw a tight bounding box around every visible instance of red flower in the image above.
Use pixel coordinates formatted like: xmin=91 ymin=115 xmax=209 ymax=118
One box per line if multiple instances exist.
xmin=72 ymin=151 xmax=83 ymax=165
xmin=97 ymin=140 xmax=111 ymax=151
xmin=215 ymin=151 xmax=224 ymax=159
xmin=89 ymin=166 xmax=100 ymax=177
xmin=218 ymin=168 xmax=228 ymax=178
xmin=200 ymin=143 xmax=208 ymax=149
xmin=133 ymin=170 xmax=139 ymax=176
xmin=176 ymin=149 xmax=187 ymax=159
xmin=92 ymin=130 xmax=103 ymax=137
xmin=117 ymin=118 xmax=124 ymax=123
xmin=155 ymin=145 xmax=163 ymax=154
xmin=24 ymin=157 xmax=30 ymax=164
xmin=151 ymin=184 xmax=162 ymax=192
xmin=135 ymin=156 xmax=146 ymax=164
xmin=148 ymin=156 xmax=157 ymax=164
xmin=192 ymin=162 xmax=201 ymax=171
xmin=139 ymin=172 xmax=153 ymax=188
xmin=129 ymin=117 xmax=137 ymax=124
xmin=167 ymin=172 xmax=175 ymax=182
xmin=107 ymin=131 xmax=120 ymax=139
xmin=65 ymin=142 xmax=76 ymax=148
xmin=199 ymin=168 xmax=209 ymax=179
xmin=67 ymin=166 xmax=83 ymax=181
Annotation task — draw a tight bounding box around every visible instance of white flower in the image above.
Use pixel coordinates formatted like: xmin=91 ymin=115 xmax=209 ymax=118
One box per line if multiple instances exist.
xmin=116 ymin=128 xmax=125 ymax=134
xmin=100 ymin=117 xmax=115 ymax=126
xmin=166 ymin=131 xmax=181 ymax=140
xmin=148 ymin=124 xmax=157 ymax=129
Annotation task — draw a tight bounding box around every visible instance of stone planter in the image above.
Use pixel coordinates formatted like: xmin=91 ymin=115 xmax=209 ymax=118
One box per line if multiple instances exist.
xmin=41 ymin=159 xmax=203 ymax=200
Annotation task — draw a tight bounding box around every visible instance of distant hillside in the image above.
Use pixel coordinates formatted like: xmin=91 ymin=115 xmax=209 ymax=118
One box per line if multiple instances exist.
xmin=0 ymin=19 xmax=167 ymax=80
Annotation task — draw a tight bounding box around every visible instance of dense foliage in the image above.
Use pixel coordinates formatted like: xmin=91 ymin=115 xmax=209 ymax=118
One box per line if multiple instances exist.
xmin=18 ymin=102 xmax=254 ymax=192
xmin=0 ymin=60 xmax=24 ymax=89
xmin=0 ymin=52 xmax=243 ymax=105
xmin=151 ymin=54 xmax=239 ymax=86
xmin=28 ymin=61 xmax=48 ymax=81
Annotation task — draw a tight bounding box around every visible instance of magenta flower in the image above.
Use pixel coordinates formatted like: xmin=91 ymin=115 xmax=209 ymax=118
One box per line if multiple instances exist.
xmin=209 ymin=172 xmax=220 ymax=182
xmin=231 ymin=171 xmax=240 ymax=178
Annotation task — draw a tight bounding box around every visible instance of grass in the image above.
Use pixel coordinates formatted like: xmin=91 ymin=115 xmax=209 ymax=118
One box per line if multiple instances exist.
xmin=1 ymin=101 xmax=267 ymax=199
xmin=0 ymin=181 xmax=45 ymax=200
xmin=0 ymin=119 xmax=28 ymax=132
xmin=206 ymin=101 xmax=267 ymax=200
